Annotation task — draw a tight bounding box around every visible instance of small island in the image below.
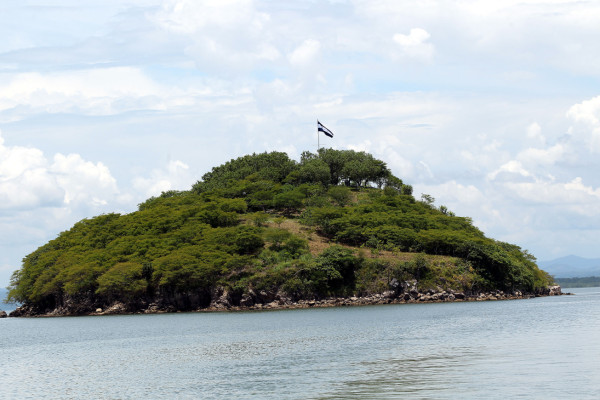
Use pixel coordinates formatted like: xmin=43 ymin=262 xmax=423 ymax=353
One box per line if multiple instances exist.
xmin=6 ymin=149 xmax=559 ymax=317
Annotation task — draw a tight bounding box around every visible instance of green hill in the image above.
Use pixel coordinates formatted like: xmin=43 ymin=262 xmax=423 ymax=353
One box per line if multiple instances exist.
xmin=6 ymin=149 xmax=553 ymax=316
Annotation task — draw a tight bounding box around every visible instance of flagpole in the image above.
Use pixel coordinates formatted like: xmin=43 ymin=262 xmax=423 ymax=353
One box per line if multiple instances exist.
xmin=317 ymin=119 xmax=320 ymax=151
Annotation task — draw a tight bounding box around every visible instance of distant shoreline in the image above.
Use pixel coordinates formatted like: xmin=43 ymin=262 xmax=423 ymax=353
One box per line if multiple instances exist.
xmin=554 ymin=277 xmax=600 ymax=288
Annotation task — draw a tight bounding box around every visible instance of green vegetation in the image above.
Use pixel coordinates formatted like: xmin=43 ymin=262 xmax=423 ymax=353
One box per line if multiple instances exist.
xmin=554 ymin=277 xmax=600 ymax=288
xmin=6 ymin=149 xmax=553 ymax=314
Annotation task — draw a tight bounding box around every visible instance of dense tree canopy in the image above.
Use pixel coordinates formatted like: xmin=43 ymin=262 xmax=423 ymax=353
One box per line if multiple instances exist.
xmin=7 ymin=149 xmax=553 ymax=314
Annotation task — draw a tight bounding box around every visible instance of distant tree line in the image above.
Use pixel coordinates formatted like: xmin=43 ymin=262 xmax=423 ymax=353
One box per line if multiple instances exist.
xmin=553 ymin=276 xmax=600 ymax=288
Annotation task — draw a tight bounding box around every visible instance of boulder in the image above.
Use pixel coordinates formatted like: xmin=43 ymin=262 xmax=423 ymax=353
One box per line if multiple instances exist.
xmin=256 ymin=290 xmax=275 ymax=304
xmin=0 ymin=310 xmax=7 ymax=318
xmin=275 ymin=290 xmax=293 ymax=305
xmin=239 ymin=293 xmax=255 ymax=307
xmin=144 ymin=303 xmax=161 ymax=313
xmin=548 ymin=285 xmax=562 ymax=296
xmin=209 ymin=288 xmax=231 ymax=309
xmin=402 ymin=280 xmax=418 ymax=293
xmin=103 ymin=302 xmax=127 ymax=315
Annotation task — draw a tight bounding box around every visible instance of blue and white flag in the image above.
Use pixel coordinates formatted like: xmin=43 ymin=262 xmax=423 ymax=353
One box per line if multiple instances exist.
xmin=317 ymin=120 xmax=334 ymax=138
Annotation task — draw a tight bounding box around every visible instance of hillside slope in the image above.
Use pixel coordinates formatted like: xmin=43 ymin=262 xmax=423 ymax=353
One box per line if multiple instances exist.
xmin=6 ymin=150 xmax=554 ymax=316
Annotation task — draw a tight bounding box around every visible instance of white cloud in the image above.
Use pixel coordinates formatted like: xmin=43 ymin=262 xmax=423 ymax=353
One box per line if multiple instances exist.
xmin=51 ymin=153 xmax=117 ymax=206
xmin=288 ymin=39 xmax=322 ymax=68
xmin=4 ymin=0 xmax=600 ymax=285
xmin=517 ymin=144 xmax=565 ymax=167
xmin=566 ymin=95 xmax=600 ymax=152
xmin=155 ymin=0 xmax=266 ymax=34
xmin=502 ymin=177 xmax=600 ymax=213
xmin=393 ymin=28 xmax=434 ymax=61
xmin=132 ymin=159 xmax=194 ymax=198
xmin=154 ymin=0 xmax=280 ymax=75
xmin=567 ymin=95 xmax=600 ymax=125
xmin=0 ymin=67 xmax=202 ymax=119
xmin=0 ymin=136 xmax=46 ymax=179
xmin=487 ymin=160 xmax=532 ymax=182
xmin=526 ymin=122 xmax=545 ymax=144
xmin=0 ymin=130 xmax=118 ymax=211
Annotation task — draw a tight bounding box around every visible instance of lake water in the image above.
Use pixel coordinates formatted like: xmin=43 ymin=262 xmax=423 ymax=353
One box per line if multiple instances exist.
xmin=1 ymin=288 xmax=599 ymax=399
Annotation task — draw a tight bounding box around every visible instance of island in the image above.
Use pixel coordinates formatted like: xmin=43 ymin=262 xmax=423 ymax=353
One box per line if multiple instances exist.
xmin=6 ymin=149 xmax=560 ymax=317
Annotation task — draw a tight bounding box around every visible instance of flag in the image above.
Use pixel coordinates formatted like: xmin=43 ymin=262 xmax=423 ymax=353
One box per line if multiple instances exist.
xmin=317 ymin=120 xmax=334 ymax=138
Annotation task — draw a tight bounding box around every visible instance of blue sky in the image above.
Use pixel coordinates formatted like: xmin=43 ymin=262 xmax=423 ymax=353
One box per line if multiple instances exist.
xmin=2 ymin=0 xmax=600 ymax=286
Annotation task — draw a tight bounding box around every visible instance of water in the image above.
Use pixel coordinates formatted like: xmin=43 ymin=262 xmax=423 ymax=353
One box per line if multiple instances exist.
xmin=0 ymin=288 xmax=16 ymax=313
xmin=1 ymin=288 xmax=599 ymax=399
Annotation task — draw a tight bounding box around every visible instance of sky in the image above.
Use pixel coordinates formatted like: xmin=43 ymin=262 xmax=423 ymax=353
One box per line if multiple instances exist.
xmin=2 ymin=0 xmax=600 ymax=286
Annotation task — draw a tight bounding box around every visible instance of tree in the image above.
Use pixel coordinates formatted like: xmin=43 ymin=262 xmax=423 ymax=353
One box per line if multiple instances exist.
xmin=420 ymin=193 xmax=435 ymax=207
xmin=297 ymin=158 xmax=331 ymax=186
xmin=96 ymin=262 xmax=147 ymax=301
xmin=316 ymin=246 xmax=363 ymax=294
xmin=318 ymin=148 xmax=347 ymax=185
xmin=328 ymin=185 xmax=352 ymax=206
xmin=401 ymin=184 xmax=413 ymax=196
xmin=193 ymin=151 xmax=297 ymax=193
xmin=273 ymin=189 xmax=305 ymax=215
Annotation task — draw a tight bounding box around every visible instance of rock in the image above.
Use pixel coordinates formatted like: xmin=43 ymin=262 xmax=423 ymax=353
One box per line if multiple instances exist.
xmin=0 ymin=310 xmax=7 ymax=318
xmin=239 ymin=293 xmax=255 ymax=307
xmin=95 ymin=308 xmax=102 ymax=313
xmin=389 ymin=278 xmax=401 ymax=292
xmin=548 ymin=285 xmax=562 ymax=296
xmin=382 ymin=290 xmax=396 ymax=299
xmin=103 ymin=302 xmax=127 ymax=315
xmin=256 ymin=290 xmax=275 ymax=304
xmin=8 ymin=306 xmax=28 ymax=317
xmin=535 ymin=285 xmax=563 ymax=297
xmin=144 ymin=303 xmax=161 ymax=313
xmin=266 ymin=301 xmax=279 ymax=308
xmin=210 ymin=287 xmax=232 ymax=309
xmin=275 ymin=290 xmax=293 ymax=305
xmin=454 ymin=292 xmax=465 ymax=300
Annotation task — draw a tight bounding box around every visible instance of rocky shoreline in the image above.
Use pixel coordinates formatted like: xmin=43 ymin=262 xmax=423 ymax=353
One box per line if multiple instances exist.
xmin=7 ymin=283 xmax=567 ymax=318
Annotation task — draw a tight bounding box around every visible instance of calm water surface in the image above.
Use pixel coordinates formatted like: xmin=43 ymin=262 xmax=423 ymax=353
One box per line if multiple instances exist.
xmin=1 ymin=288 xmax=599 ymax=399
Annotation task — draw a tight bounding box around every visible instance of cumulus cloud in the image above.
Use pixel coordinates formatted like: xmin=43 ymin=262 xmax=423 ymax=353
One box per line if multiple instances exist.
xmin=4 ymin=0 xmax=600 ymax=283
xmin=501 ymin=177 xmax=600 ymax=215
xmin=0 ymin=130 xmax=118 ymax=212
xmin=517 ymin=144 xmax=565 ymax=167
xmin=566 ymin=95 xmax=600 ymax=152
xmin=393 ymin=28 xmax=434 ymax=61
xmin=51 ymin=153 xmax=117 ymax=206
xmin=132 ymin=159 xmax=195 ymax=198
